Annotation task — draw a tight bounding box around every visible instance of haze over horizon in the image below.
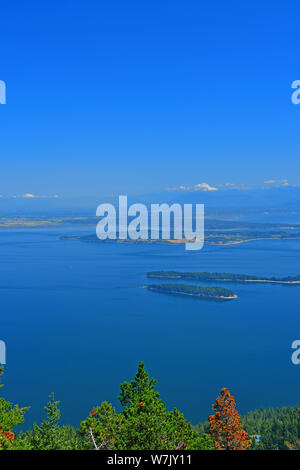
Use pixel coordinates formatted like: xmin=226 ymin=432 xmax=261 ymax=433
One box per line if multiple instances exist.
xmin=1 ymin=185 xmax=300 ymax=219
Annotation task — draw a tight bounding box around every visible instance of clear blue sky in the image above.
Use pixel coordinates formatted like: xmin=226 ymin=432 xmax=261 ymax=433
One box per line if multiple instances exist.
xmin=0 ymin=0 xmax=299 ymax=199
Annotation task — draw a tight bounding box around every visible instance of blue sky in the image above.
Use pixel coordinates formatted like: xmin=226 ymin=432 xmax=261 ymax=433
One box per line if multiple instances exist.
xmin=0 ymin=0 xmax=299 ymax=199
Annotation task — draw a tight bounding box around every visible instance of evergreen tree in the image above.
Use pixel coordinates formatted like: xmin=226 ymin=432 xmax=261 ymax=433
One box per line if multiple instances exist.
xmin=20 ymin=393 xmax=82 ymax=450
xmin=209 ymin=387 xmax=250 ymax=450
xmin=81 ymin=362 xmax=213 ymax=450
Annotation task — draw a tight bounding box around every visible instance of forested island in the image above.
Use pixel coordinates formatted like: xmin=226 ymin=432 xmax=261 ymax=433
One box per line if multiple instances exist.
xmin=144 ymin=283 xmax=238 ymax=300
xmin=146 ymin=271 xmax=300 ymax=284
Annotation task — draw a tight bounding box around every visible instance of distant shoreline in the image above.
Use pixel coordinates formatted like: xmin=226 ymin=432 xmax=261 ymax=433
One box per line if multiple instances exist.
xmin=146 ymin=271 xmax=300 ymax=285
xmin=59 ymin=233 xmax=300 ymax=247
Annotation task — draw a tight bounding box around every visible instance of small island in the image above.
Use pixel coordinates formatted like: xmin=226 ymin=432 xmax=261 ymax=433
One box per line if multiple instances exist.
xmin=144 ymin=283 xmax=238 ymax=300
xmin=146 ymin=271 xmax=300 ymax=284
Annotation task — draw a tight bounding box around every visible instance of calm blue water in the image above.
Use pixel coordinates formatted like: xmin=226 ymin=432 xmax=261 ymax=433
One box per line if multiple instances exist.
xmin=1 ymin=226 xmax=300 ymax=428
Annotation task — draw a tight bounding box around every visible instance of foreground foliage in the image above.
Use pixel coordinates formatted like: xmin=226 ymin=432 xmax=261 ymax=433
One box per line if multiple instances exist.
xmin=0 ymin=366 xmax=28 ymax=450
xmin=15 ymin=393 xmax=83 ymax=450
xmin=1 ymin=363 xmax=299 ymax=450
xmin=80 ymin=362 xmax=212 ymax=450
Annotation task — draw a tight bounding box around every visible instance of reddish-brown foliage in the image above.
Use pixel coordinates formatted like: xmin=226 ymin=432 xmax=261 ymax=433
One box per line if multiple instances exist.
xmin=209 ymin=388 xmax=251 ymax=450
xmin=0 ymin=424 xmax=15 ymax=450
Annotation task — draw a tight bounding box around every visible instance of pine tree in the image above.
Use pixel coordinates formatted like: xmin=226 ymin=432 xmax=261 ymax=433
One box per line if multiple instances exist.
xmin=81 ymin=362 xmax=213 ymax=450
xmin=27 ymin=393 xmax=82 ymax=450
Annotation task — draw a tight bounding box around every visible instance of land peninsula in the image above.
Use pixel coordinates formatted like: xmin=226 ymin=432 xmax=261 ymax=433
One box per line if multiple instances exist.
xmin=146 ymin=271 xmax=300 ymax=284
xmin=60 ymin=229 xmax=300 ymax=247
xmin=144 ymin=283 xmax=238 ymax=300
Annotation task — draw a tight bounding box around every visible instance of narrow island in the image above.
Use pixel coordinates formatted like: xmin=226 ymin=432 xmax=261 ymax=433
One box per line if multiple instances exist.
xmin=144 ymin=284 xmax=238 ymax=300
xmin=146 ymin=271 xmax=300 ymax=284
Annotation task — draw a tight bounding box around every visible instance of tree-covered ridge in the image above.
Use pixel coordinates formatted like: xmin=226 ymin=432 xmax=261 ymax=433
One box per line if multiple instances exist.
xmin=146 ymin=283 xmax=237 ymax=299
xmin=147 ymin=271 xmax=300 ymax=283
